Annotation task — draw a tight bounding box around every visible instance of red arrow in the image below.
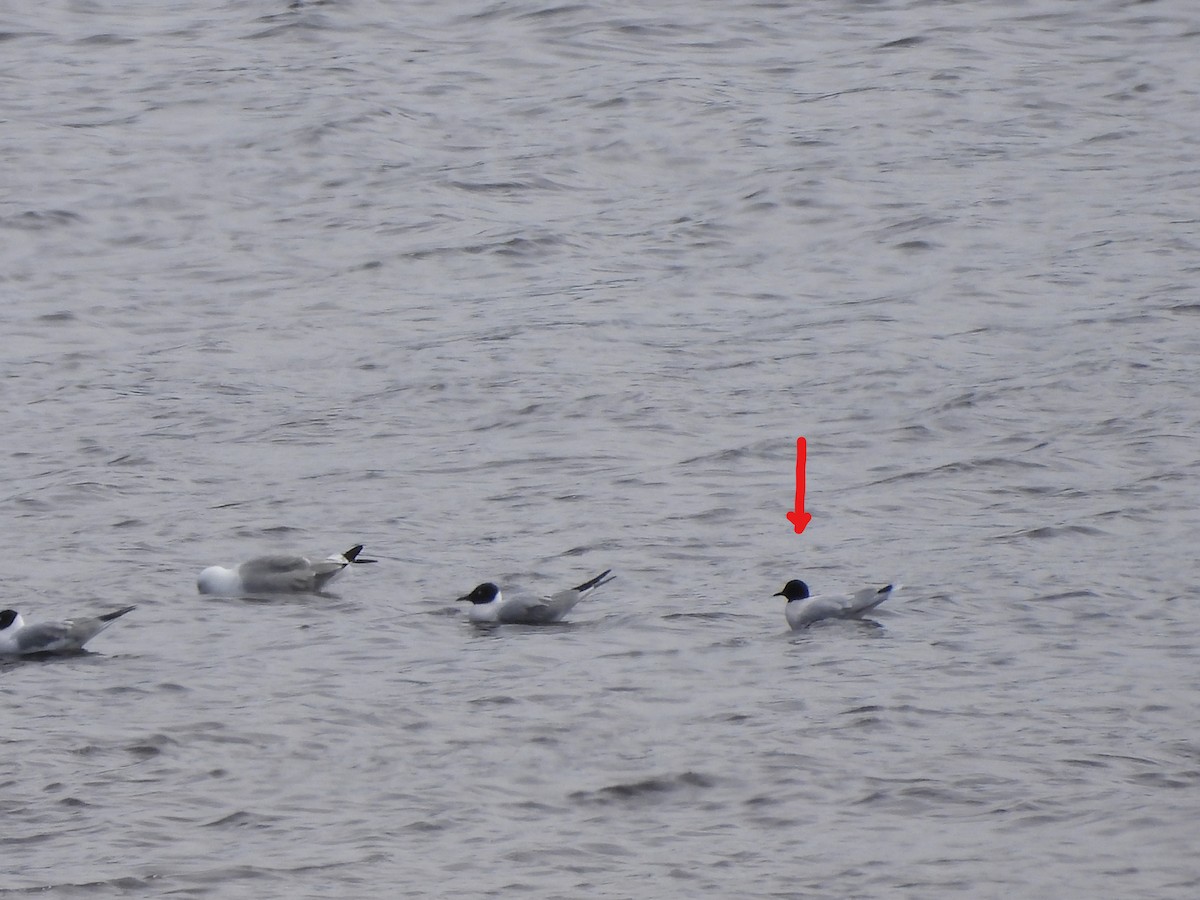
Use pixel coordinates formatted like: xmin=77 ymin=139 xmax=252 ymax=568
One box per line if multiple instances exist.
xmin=786 ymin=436 xmax=813 ymax=534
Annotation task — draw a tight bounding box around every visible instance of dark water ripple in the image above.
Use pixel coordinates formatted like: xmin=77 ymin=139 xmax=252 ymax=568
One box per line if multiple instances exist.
xmin=2 ymin=0 xmax=1199 ymax=897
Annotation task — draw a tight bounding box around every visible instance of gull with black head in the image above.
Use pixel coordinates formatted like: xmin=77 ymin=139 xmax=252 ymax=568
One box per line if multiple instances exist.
xmin=457 ymin=569 xmax=615 ymax=625
xmin=773 ymin=579 xmax=895 ymax=630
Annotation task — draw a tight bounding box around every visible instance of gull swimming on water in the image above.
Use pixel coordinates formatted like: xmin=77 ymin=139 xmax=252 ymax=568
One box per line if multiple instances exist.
xmin=457 ymin=569 xmax=615 ymax=625
xmin=773 ymin=579 xmax=895 ymax=630
xmin=197 ymin=544 xmax=377 ymax=596
xmin=0 ymin=605 xmax=136 ymax=656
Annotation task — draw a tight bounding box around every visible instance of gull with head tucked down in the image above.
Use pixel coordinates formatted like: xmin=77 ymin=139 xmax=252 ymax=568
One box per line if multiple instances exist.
xmin=198 ymin=544 xmax=377 ymax=596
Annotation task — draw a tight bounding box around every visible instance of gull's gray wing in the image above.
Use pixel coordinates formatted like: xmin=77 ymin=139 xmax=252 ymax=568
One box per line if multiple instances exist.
xmin=15 ymin=621 xmax=75 ymax=653
xmin=787 ymin=596 xmax=846 ymax=628
xmin=542 ymin=588 xmax=585 ymax=622
xmin=844 ymin=584 xmax=892 ymax=618
xmin=309 ymin=559 xmax=352 ymax=591
xmin=541 ymin=570 xmax=614 ymax=621
xmin=497 ymin=595 xmax=556 ymax=625
xmin=239 ymin=554 xmax=311 ymax=574
xmin=237 ymin=552 xmax=358 ymax=593
xmin=237 ymin=555 xmax=320 ymax=593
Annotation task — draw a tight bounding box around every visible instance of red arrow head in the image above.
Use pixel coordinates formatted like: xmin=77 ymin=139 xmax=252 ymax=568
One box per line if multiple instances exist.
xmin=786 ymin=511 xmax=813 ymax=534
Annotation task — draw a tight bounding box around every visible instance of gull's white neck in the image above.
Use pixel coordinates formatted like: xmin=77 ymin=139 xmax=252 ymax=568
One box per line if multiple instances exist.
xmin=467 ymin=590 xmax=503 ymax=622
xmin=0 ymin=612 xmax=27 ymax=653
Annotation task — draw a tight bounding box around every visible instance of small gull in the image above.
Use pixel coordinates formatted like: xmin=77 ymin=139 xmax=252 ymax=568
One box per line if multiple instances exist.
xmin=773 ymin=579 xmax=895 ymax=630
xmin=197 ymin=544 xmax=377 ymax=596
xmin=0 ymin=605 xmax=135 ymax=656
xmin=457 ymin=569 xmax=615 ymax=625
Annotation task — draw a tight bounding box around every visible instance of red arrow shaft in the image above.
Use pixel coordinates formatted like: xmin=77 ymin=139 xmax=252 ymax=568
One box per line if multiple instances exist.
xmin=786 ymin=437 xmax=813 ymax=534
xmin=794 ymin=437 xmax=807 ymax=513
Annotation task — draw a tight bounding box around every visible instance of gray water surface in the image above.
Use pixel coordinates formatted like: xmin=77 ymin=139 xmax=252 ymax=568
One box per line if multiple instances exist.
xmin=3 ymin=1 xmax=1199 ymax=897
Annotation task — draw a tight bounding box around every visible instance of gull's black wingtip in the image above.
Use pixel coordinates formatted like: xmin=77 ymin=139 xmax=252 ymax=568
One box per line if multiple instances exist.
xmin=343 ymin=544 xmax=378 ymax=564
xmin=100 ymin=605 xmax=137 ymax=622
xmin=574 ymin=569 xmax=616 ymax=593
